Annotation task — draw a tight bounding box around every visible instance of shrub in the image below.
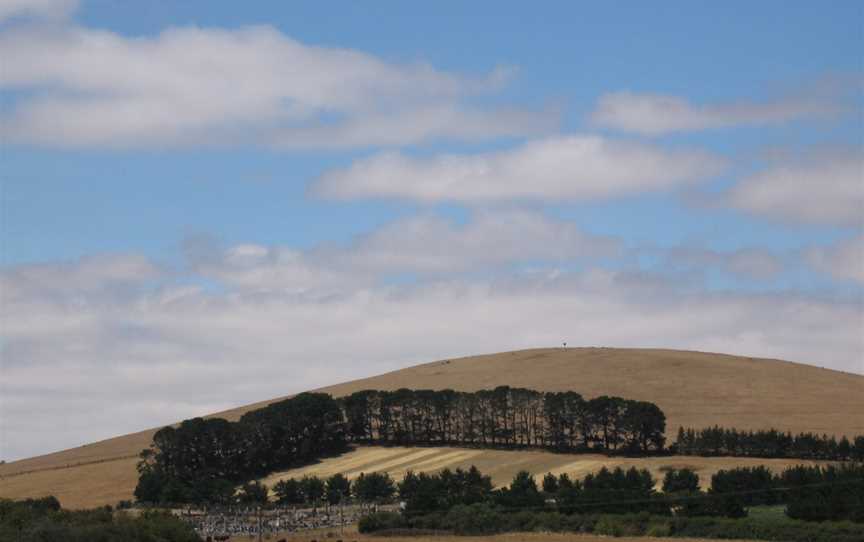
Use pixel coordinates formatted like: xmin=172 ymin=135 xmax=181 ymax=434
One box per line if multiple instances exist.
xmin=645 ymin=521 xmax=671 ymax=536
xmin=443 ymin=503 xmax=503 ymax=535
xmin=357 ymin=511 xmax=403 ymax=533
xmin=594 ymin=515 xmax=628 ymax=536
xmin=0 ymin=499 xmax=201 ymax=542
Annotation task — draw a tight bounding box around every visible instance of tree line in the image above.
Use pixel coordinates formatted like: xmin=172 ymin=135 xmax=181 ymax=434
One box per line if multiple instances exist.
xmin=343 ymin=388 xmax=667 ymax=453
xmin=136 ymin=388 xmax=666 ymax=504
xmin=236 ymin=461 xmax=864 ymax=524
xmin=359 ymin=462 xmax=864 ymax=535
xmin=397 ymin=463 xmax=863 ymax=521
xmin=269 ymin=471 xmax=395 ymax=507
xmin=706 ymin=463 xmax=864 ymax=522
xmin=674 ymin=426 xmax=864 ymax=460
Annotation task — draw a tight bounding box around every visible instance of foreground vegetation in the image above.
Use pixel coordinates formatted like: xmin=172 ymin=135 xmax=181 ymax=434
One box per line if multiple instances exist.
xmin=6 ymin=461 xmax=863 ymax=542
xmin=0 ymin=497 xmax=200 ymax=542
xmin=360 ymin=507 xmax=864 ymax=542
xmin=356 ymin=462 xmax=863 ymax=541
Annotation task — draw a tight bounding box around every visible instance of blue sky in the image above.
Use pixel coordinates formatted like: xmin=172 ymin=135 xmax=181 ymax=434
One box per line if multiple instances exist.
xmin=4 ymin=1 xmax=862 ymax=265
xmin=1 ymin=1 xmax=862 ymax=460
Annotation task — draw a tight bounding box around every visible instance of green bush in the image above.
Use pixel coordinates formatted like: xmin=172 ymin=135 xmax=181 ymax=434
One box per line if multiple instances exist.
xmin=669 ymin=515 xmax=864 ymax=542
xmin=357 ymin=511 xmax=404 ymax=533
xmin=442 ymin=503 xmax=503 ymax=534
xmin=0 ymin=500 xmax=201 ymax=542
xmin=594 ymin=515 xmax=627 ymax=536
xmin=645 ymin=521 xmax=671 ymax=536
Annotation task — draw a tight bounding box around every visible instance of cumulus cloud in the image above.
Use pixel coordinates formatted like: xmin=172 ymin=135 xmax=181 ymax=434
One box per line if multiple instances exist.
xmin=190 ymin=210 xmax=621 ymax=293
xmin=725 ymin=152 xmax=863 ymax=226
xmin=312 ymin=135 xmax=725 ymax=202
xmin=0 ymin=0 xmax=76 ymax=22
xmin=590 ymin=91 xmax=840 ymax=135
xmin=0 ymin=24 xmax=553 ymax=148
xmin=807 ymin=235 xmax=864 ymax=283
xmin=3 ymin=251 xmax=862 ymax=460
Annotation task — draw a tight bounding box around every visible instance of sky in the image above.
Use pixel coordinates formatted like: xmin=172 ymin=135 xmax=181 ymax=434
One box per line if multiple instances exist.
xmin=0 ymin=0 xmax=862 ymax=461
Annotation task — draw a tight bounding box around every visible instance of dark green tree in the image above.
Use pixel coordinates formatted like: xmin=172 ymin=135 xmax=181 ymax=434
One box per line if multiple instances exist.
xmin=325 ymin=473 xmax=352 ymax=505
xmin=273 ymin=478 xmax=304 ymax=505
xmin=496 ymin=470 xmax=544 ymax=509
xmin=299 ymin=475 xmax=325 ymax=505
xmin=354 ymin=472 xmax=395 ymax=503
xmin=662 ymin=468 xmax=699 ymax=494
xmin=541 ymin=472 xmax=559 ymax=494
xmin=236 ymin=481 xmax=269 ymax=505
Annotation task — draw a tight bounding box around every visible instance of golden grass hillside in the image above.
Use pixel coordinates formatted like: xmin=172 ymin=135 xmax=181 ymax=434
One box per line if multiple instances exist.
xmin=2 ymin=347 xmax=862 ymax=509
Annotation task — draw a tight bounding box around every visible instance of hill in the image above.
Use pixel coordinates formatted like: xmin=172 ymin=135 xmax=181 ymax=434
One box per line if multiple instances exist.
xmin=1 ymin=347 xmax=862 ymax=508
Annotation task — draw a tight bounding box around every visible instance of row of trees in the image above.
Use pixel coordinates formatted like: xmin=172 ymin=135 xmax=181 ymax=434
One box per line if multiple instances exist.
xmin=674 ymin=426 xmax=864 ymax=460
xmin=136 ymin=388 xmax=666 ymax=504
xmin=707 ymin=463 xmax=864 ymax=522
xmin=396 ymin=465 xmax=685 ymax=516
xmin=271 ymin=471 xmax=395 ymax=506
xmin=343 ymin=388 xmax=667 ymax=453
xmin=364 ymin=462 xmax=864 ymax=526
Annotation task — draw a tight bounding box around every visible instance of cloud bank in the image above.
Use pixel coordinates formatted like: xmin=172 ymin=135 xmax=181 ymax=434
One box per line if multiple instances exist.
xmin=3 ymin=215 xmax=863 ymax=460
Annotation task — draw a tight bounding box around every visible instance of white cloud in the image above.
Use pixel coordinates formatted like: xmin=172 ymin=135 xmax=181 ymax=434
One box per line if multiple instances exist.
xmin=0 ymin=0 xmax=76 ymax=22
xmin=726 ymin=153 xmax=863 ymax=226
xmin=3 ymin=252 xmax=862 ymax=461
xmin=191 ymin=210 xmax=621 ymax=293
xmin=590 ymin=91 xmax=839 ymax=135
xmin=0 ymin=24 xmax=552 ymax=148
xmin=660 ymin=246 xmax=784 ymax=280
xmin=807 ymin=235 xmax=864 ymax=283
xmin=341 ymin=210 xmax=620 ymax=271
xmin=312 ymin=135 xmax=725 ymax=202
xmin=194 ymin=245 xmax=364 ymax=296
xmin=0 ymin=253 xmax=163 ymax=303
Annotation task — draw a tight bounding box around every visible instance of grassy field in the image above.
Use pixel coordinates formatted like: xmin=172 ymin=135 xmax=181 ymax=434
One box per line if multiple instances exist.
xmin=2 ymin=347 xmax=862 ymax=509
xmin=260 ymin=445 xmax=824 ymax=492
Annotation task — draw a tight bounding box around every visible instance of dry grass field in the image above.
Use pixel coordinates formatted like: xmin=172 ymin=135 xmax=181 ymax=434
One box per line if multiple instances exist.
xmin=259 ymin=445 xmax=824 ymax=492
xmin=2 ymin=347 xmax=862 ymax=509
